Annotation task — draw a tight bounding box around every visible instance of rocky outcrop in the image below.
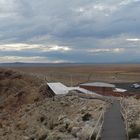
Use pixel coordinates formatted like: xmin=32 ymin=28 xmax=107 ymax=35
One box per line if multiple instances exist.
xmin=0 ymin=92 xmax=105 ymax=140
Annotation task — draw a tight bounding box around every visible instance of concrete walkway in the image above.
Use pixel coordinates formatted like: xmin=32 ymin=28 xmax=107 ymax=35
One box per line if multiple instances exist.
xmin=101 ymin=99 xmax=126 ymax=140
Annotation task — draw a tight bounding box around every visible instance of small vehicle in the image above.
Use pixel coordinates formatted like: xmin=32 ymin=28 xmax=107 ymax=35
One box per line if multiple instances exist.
xmin=131 ymin=83 xmax=140 ymax=89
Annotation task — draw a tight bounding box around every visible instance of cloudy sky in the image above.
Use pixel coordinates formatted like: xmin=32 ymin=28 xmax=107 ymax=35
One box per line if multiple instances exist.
xmin=0 ymin=0 xmax=140 ymax=63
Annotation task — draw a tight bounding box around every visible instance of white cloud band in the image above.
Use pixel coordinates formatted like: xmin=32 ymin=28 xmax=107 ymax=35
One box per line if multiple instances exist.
xmin=0 ymin=43 xmax=72 ymax=52
xmin=89 ymin=48 xmax=124 ymax=53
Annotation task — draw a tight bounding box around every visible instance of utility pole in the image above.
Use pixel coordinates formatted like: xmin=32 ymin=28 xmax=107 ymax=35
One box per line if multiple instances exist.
xmin=70 ymin=74 xmax=73 ymax=87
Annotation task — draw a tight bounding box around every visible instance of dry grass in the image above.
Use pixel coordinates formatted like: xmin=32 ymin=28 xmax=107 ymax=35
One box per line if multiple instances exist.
xmin=0 ymin=68 xmax=45 ymax=119
xmin=10 ymin=64 xmax=140 ymax=86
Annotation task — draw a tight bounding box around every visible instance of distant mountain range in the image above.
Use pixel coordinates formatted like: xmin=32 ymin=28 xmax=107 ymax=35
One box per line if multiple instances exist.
xmin=0 ymin=61 xmax=140 ymax=67
xmin=0 ymin=62 xmax=84 ymax=67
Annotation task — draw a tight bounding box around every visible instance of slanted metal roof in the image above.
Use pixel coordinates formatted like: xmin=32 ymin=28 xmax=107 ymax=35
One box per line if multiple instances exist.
xmin=47 ymin=82 xmax=69 ymax=95
xmin=47 ymin=82 xmax=102 ymax=96
xmin=80 ymin=82 xmax=115 ymax=88
xmin=68 ymin=87 xmax=101 ymax=96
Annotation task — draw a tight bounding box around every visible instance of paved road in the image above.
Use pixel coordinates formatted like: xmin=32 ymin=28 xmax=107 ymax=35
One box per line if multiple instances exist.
xmin=101 ymin=99 xmax=127 ymax=140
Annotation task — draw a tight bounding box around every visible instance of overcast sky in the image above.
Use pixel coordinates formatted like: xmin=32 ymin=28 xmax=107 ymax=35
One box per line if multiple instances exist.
xmin=0 ymin=0 xmax=140 ymax=63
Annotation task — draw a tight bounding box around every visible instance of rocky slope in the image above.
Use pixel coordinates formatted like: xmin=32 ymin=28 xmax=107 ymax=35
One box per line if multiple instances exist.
xmin=0 ymin=68 xmax=47 ymax=117
xmin=0 ymin=95 xmax=105 ymax=140
xmin=0 ymin=68 xmax=106 ymax=140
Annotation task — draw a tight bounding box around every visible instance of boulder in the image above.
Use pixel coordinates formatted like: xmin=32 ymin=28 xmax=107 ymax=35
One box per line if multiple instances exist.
xmin=71 ymin=127 xmax=81 ymax=137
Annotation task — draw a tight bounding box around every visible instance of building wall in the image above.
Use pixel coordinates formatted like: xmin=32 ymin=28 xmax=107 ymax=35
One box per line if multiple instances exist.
xmin=80 ymin=85 xmax=133 ymax=97
xmin=79 ymin=85 xmax=122 ymax=97
xmin=80 ymin=85 xmax=113 ymax=92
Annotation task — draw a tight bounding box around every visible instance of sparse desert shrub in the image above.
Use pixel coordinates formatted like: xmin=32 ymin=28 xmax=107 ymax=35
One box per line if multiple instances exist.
xmin=16 ymin=121 xmax=28 ymax=130
xmin=4 ymin=70 xmax=13 ymax=77
xmin=129 ymin=123 xmax=140 ymax=139
xmin=82 ymin=112 xmax=92 ymax=121
xmin=48 ymin=118 xmax=56 ymax=130
xmin=91 ymin=133 xmax=96 ymax=140
xmin=98 ymin=107 xmax=103 ymax=111
xmin=41 ymin=117 xmax=45 ymax=123
xmin=10 ymin=73 xmax=22 ymax=79
xmin=91 ymin=133 xmax=101 ymax=140
xmin=130 ymin=123 xmax=136 ymax=129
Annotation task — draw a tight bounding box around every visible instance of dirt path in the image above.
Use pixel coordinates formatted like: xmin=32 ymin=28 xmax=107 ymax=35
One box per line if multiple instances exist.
xmin=101 ymin=99 xmax=126 ymax=140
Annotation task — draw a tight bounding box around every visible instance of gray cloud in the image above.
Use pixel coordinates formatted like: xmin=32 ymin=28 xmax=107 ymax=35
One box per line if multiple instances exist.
xmin=0 ymin=0 xmax=140 ymax=63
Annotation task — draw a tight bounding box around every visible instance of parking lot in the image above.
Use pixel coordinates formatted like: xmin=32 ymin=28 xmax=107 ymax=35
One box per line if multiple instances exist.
xmin=114 ymin=82 xmax=140 ymax=93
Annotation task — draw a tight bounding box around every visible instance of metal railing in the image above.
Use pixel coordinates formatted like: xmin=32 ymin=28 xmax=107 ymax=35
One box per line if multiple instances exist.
xmin=89 ymin=106 xmax=106 ymax=140
xmin=120 ymin=98 xmax=129 ymax=140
